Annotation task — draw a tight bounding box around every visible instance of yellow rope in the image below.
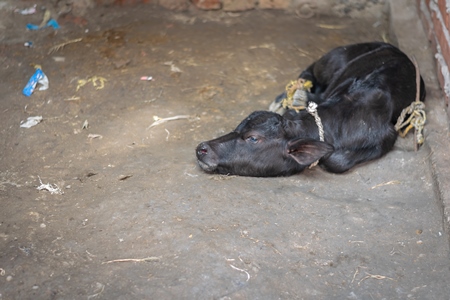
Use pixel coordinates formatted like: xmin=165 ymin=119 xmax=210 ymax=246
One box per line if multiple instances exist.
xmin=281 ymin=78 xmax=313 ymax=112
xmin=394 ymin=56 xmax=426 ymax=149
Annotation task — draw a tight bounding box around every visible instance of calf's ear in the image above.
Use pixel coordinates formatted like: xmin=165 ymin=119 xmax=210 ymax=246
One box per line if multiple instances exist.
xmin=287 ymin=138 xmax=334 ymax=166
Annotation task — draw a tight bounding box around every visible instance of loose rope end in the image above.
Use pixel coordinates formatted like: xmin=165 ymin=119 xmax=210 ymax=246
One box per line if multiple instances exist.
xmin=394 ymin=56 xmax=426 ymax=149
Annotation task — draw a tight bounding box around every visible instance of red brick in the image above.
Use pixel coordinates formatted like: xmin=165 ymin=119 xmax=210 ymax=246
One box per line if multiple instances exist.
xmin=258 ymin=0 xmax=289 ymax=9
xmin=437 ymin=0 xmax=450 ymax=35
xmin=418 ymin=0 xmax=450 ymax=108
xmin=97 ymin=0 xmax=154 ymax=4
xmin=222 ymin=0 xmax=255 ymax=11
xmin=429 ymin=3 xmax=450 ymax=71
xmin=191 ymin=0 xmax=221 ymax=10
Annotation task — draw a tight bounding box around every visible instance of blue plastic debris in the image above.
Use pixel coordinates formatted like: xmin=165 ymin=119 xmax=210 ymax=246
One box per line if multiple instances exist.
xmin=23 ymin=68 xmax=49 ymax=97
xmin=26 ymin=19 xmax=60 ymax=30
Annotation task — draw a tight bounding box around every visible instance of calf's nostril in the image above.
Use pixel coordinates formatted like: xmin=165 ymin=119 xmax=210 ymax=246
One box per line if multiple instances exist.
xmin=196 ymin=143 xmax=209 ymax=156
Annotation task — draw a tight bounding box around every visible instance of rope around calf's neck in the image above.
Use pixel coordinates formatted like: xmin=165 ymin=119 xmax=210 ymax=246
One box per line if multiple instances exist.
xmin=306 ymin=102 xmax=324 ymax=168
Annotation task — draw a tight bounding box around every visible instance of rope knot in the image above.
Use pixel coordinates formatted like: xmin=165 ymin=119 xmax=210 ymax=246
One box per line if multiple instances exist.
xmin=306 ymin=101 xmax=318 ymax=114
xmin=394 ymin=56 xmax=426 ymax=150
xmin=395 ymin=101 xmax=426 ymax=148
xmin=281 ymin=78 xmax=313 ymax=112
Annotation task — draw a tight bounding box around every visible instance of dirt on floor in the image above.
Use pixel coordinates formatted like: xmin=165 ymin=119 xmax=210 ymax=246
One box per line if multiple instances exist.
xmin=1 ymin=1 xmax=450 ymax=299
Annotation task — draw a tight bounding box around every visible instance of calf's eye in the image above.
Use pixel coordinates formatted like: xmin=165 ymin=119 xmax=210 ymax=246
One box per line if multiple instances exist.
xmin=246 ymin=136 xmax=259 ymax=143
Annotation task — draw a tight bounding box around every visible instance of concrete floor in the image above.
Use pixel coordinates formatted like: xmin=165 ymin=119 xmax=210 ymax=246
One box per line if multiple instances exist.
xmin=0 ymin=0 xmax=449 ymax=299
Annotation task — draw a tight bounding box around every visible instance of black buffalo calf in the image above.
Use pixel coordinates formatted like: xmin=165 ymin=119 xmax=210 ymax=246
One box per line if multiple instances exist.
xmin=196 ymin=42 xmax=426 ymax=177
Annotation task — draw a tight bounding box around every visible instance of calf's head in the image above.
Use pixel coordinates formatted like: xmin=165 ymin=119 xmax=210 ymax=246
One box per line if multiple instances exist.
xmin=195 ymin=111 xmax=334 ymax=177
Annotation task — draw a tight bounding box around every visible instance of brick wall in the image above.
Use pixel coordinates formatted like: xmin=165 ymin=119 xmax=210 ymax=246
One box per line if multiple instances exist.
xmin=417 ymin=0 xmax=450 ymax=109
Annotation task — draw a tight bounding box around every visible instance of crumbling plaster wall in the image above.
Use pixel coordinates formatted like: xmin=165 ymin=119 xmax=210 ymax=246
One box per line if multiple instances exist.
xmin=417 ymin=0 xmax=450 ymax=113
xmin=72 ymin=0 xmax=386 ymax=18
